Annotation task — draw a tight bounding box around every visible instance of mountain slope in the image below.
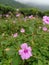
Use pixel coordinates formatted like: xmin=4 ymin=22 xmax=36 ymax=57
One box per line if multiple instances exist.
xmin=0 ymin=0 xmax=28 ymax=8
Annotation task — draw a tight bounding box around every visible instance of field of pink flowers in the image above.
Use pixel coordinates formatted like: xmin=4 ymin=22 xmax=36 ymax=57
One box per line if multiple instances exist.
xmin=0 ymin=12 xmax=49 ymax=65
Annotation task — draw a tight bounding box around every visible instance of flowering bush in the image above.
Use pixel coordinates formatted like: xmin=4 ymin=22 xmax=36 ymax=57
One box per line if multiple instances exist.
xmin=0 ymin=13 xmax=49 ymax=65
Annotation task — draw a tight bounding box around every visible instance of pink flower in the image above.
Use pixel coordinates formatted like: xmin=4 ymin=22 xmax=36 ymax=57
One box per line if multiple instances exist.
xmin=13 ymin=33 xmax=18 ymax=37
xmin=16 ymin=14 xmax=20 ymax=17
xmin=43 ymin=16 xmax=49 ymax=24
xmin=19 ymin=43 xmax=32 ymax=60
xmin=29 ymin=15 xmax=33 ymax=19
xmin=42 ymin=27 xmax=47 ymax=31
xmin=20 ymin=28 xmax=25 ymax=33
xmin=6 ymin=14 xmax=9 ymax=18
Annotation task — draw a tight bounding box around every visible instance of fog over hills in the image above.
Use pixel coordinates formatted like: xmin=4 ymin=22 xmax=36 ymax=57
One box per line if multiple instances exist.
xmin=27 ymin=3 xmax=49 ymax=10
xmin=0 ymin=0 xmax=49 ymax=10
xmin=0 ymin=0 xmax=28 ymax=8
xmin=15 ymin=0 xmax=49 ymax=10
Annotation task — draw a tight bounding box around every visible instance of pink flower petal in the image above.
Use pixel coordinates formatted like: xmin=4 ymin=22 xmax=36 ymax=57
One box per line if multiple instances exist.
xmin=20 ymin=28 xmax=25 ymax=33
xmin=21 ymin=54 xmax=25 ymax=60
xmin=13 ymin=33 xmax=18 ymax=37
xmin=25 ymin=53 xmax=31 ymax=59
xmin=27 ymin=46 xmax=32 ymax=51
xmin=19 ymin=49 xmax=24 ymax=55
xmin=21 ymin=43 xmax=28 ymax=49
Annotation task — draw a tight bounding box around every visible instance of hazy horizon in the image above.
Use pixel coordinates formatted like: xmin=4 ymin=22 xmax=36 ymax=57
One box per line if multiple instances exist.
xmin=15 ymin=0 xmax=49 ymax=6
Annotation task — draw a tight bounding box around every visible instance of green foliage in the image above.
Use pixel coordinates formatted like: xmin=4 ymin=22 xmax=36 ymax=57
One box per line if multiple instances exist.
xmin=0 ymin=0 xmax=28 ymax=8
xmin=0 ymin=4 xmax=48 ymax=18
xmin=44 ymin=10 xmax=49 ymax=16
xmin=20 ymin=8 xmax=45 ymax=17
xmin=0 ymin=4 xmax=49 ymax=65
xmin=0 ymin=15 xmax=49 ymax=65
xmin=0 ymin=4 xmax=16 ymax=14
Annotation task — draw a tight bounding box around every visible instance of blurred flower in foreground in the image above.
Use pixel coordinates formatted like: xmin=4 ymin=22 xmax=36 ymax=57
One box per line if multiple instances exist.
xmin=20 ymin=28 xmax=25 ymax=33
xmin=43 ymin=16 xmax=49 ymax=24
xmin=13 ymin=33 xmax=18 ymax=37
xmin=29 ymin=15 xmax=33 ymax=19
xmin=42 ymin=27 xmax=47 ymax=31
xmin=16 ymin=13 xmax=20 ymax=17
xmin=19 ymin=43 xmax=32 ymax=60
xmin=6 ymin=14 xmax=9 ymax=18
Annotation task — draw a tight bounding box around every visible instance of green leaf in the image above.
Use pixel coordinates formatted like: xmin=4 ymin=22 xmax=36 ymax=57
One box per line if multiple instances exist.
xmin=12 ymin=52 xmax=21 ymax=65
xmin=38 ymin=60 xmax=43 ymax=65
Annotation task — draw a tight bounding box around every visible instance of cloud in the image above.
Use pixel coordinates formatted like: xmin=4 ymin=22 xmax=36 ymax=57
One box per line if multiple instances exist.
xmin=15 ymin=0 xmax=49 ymax=5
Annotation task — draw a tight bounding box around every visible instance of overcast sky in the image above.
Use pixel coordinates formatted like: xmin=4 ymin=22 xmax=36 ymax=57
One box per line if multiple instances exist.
xmin=15 ymin=0 xmax=49 ymax=5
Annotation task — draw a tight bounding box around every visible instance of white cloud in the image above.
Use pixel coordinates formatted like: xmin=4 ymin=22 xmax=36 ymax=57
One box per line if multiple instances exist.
xmin=15 ymin=0 xmax=49 ymax=5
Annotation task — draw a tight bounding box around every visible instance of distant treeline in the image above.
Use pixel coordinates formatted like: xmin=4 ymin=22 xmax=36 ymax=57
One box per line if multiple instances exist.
xmin=0 ymin=4 xmax=16 ymax=14
xmin=0 ymin=4 xmax=49 ymax=17
xmin=20 ymin=8 xmax=49 ymax=17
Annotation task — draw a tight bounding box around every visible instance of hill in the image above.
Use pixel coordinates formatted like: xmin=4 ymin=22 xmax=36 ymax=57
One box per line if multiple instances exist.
xmin=0 ymin=0 xmax=28 ymax=8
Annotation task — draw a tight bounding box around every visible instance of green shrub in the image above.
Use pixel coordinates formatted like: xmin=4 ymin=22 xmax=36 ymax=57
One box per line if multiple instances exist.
xmin=0 ymin=16 xmax=49 ymax=65
xmin=0 ymin=4 xmax=16 ymax=14
xmin=44 ymin=10 xmax=49 ymax=16
xmin=19 ymin=8 xmax=45 ymax=17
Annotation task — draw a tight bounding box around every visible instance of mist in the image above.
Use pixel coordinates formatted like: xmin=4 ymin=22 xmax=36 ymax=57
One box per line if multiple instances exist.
xmin=15 ymin=0 xmax=49 ymax=6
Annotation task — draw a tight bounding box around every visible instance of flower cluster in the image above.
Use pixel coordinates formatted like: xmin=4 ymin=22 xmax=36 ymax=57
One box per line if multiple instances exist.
xmin=16 ymin=14 xmax=20 ymax=17
xmin=42 ymin=16 xmax=49 ymax=32
xmin=29 ymin=15 xmax=33 ymax=19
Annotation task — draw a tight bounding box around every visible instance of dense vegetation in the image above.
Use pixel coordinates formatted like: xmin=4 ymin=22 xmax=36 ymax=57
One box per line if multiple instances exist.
xmin=0 ymin=4 xmax=49 ymax=17
xmin=0 ymin=4 xmax=49 ymax=65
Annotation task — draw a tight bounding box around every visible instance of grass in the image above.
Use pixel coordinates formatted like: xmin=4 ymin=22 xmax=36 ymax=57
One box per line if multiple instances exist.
xmin=0 ymin=16 xmax=49 ymax=65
